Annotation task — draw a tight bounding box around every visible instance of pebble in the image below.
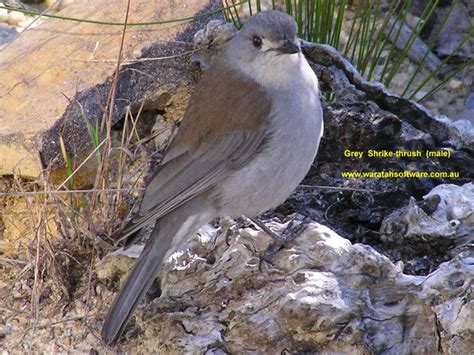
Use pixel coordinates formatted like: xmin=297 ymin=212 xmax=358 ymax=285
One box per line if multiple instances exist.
xmin=45 ymin=0 xmax=74 ymax=10
xmin=413 ymin=90 xmax=428 ymax=101
xmin=0 ymin=8 xmax=8 ymax=23
xmin=448 ymin=79 xmax=463 ymax=90
xmin=7 ymin=11 xmax=25 ymax=26
xmin=17 ymin=16 xmax=34 ymax=29
xmin=465 ymin=92 xmax=474 ymax=110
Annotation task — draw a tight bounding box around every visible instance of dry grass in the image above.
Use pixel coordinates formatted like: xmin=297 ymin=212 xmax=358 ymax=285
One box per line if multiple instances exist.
xmin=0 ymin=1 xmax=165 ymax=350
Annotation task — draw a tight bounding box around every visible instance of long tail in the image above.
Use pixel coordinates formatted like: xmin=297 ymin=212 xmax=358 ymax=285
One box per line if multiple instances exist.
xmin=101 ymin=196 xmax=214 ymax=346
xmin=101 ymin=222 xmax=172 ymax=346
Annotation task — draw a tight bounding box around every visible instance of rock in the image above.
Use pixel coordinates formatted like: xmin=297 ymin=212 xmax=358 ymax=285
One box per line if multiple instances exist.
xmin=108 ymin=219 xmax=474 ymax=354
xmin=381 ymin=183 xmax=474 ymax=251
xmin=466 ymin=92 xmax=474 ymax=110
xmin=0 ymin=22 xmax=16 ymax=44
xmin=0 ymin=0 xmax=222 ymax=177
xmin=152 ymin=115 xmax=174 ymax=150
xmin=191 ymin=19 xmax=236 ymax=70
xmin=6 ymin=9 xmax=25 ymax=26
xmin=447 ymin=79 xmax=463 ymax=90
xmin=0 ymin=8 xmax=8 ymax=22
xmin=384 ymin=17 xmax=441 ymax=74
xmin=435 ymin=2 xmax=473 ymax=60
xmin=451 ymin=112 xmax=474 ymax=126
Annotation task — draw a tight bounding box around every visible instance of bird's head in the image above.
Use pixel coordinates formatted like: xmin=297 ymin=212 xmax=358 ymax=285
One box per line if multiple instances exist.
xmin=225 ymin=11 xmax=303 ymax=88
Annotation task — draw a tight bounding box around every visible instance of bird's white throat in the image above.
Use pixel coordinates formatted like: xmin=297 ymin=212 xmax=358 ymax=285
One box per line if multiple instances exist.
xmin=233 ymin=52 xmax=318 ymax=92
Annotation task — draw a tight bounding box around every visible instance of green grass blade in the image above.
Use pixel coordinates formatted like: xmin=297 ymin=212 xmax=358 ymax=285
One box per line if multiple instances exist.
xmin=365 ymin=0 xmax=400 ymax=80
xmin=359 ymin=0 xmax=380 ymax=75
xmin=418 ymin=58 xmax=474 ymax=103
xmin=384 ymin=0 xmax=438 ymax=87
xmin=378 ymin=0 xmax=412 ymax=83
xmin=343 ymin=4 xmax=358 ymax=56
xmin=409 ymin=27 xmax=474 ymax=101
xmin=285 ymin=0 xmax=293 ymax=16
xmin=331 ymin=0 xmax=346 ymax=49
xmin=401 ymin=0 xmax=457 ymax=97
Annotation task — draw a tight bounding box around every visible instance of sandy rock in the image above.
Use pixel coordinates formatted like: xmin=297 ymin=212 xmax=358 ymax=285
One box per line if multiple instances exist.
xmin=0 ymin=0 xmax=219 ymax=177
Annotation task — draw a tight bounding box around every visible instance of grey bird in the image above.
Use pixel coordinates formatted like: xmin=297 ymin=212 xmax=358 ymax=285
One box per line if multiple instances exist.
xmin=101 ymin=10 xmax=323 ymax=345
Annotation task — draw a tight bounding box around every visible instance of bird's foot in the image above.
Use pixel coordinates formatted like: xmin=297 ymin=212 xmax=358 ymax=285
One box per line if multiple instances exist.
xmin=225 ymin=217 xmax=253 ymax=245
xmin=249 ymin=215 xmax=312 ymax=270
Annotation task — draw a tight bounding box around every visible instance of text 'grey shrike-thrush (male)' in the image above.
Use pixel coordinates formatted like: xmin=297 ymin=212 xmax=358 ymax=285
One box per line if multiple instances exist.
xmin=102 ymin=10 xmax=323 ymax=345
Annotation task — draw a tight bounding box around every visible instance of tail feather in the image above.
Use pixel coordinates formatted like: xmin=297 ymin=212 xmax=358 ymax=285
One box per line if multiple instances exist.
xmin=101 ymin=225 xmax=172 ymax=346
xmin=101 ymin=195 xmax=214 ymax=346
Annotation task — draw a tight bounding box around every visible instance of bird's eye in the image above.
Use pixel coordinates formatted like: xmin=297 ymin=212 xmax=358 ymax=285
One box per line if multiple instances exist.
xmin=252 ymin=36 xmax=263 ymax=48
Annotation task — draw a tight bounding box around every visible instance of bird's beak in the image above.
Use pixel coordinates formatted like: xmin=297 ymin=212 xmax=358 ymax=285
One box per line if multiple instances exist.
xmin=278 ymin=39 xmax=300 ymax=54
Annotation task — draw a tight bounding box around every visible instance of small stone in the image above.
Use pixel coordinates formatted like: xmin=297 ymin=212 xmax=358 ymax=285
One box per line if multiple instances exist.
xmin=465 ymin=92 xmax=474 ymax=110
xmin=17 ymin=16 xmax=34 ymax=29
xmin=152 ymin=115 xmax=174 ymax=149
xmin=7 ymin=11 xmax=25 ymax=26
xmin=0 ymin=8 xmax=8 ymax=23
xmin=413 ymin=90 xmax=428 ymax=101
xmin=45 ymin=0 xmax=61 ymax=10
xmin=447 ymin=79 xmax=463 ymax=90
xmin=405 ymin=14 xmax=420 ymax=31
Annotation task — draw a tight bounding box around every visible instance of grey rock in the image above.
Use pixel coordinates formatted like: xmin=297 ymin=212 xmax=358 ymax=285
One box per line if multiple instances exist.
xmin=191 ymin=19 xmax=236 ymax=70
xmin=435 ymin=2 xmax=473 ymax=60
xmin=466 ymin=92 xmax=474 ymax=110
xmin=110 ymin=217 xmax=474 ymax=354
xmin=0 ymin=23 xmax=16 ymax=45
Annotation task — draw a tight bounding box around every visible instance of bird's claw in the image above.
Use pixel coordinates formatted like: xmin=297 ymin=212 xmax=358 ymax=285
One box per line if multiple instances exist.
xmin=254 ymin=215 xmax=312 ymax=271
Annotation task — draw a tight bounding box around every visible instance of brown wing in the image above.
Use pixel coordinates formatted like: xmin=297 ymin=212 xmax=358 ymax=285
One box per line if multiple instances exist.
xmin=119 ymin=59 xmax=272 ymax=240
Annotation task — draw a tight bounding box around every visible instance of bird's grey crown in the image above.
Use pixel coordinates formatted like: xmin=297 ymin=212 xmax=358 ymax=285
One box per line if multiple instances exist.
xmin=239 ymin=10 xmax=297 ymax=42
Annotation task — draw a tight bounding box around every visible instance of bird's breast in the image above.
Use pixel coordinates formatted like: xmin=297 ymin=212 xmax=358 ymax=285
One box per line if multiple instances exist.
xmin=218 ymin=79 xmax=323 ymax=217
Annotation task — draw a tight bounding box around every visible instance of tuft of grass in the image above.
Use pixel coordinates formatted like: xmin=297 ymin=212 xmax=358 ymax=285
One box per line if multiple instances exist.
xmin=226 ymin=0 xmax=472 ymax=103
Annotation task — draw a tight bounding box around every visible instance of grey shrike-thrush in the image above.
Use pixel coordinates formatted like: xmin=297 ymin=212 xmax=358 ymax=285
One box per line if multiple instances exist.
xmin=102 ymin=10 xmax=323 ymax=345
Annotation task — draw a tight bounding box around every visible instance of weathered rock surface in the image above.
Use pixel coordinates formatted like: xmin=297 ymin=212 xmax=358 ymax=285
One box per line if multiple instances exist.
xmin=0 ymin=23 xmax=17 ymax=44
xmin=0 ymin=0 xmax=218 ymax=177
xmin=435 ymin=2 xmax=473 ymax=61
xmin=98 ymin=211 xmax=473 ymax=354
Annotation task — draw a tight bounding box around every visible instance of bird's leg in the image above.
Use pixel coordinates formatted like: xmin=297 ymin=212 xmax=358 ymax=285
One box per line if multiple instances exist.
xmin=248 ymin=215 xmax=312 ymax=268
xmin=247 ymin=216 xmax=280 ymax=240
xmin=225 ymin=217 xmax=253 ymax=245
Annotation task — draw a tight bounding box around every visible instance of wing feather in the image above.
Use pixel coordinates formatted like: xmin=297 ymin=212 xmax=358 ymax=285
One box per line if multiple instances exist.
xmin=118 ymin=59 xmax=272 ymax=241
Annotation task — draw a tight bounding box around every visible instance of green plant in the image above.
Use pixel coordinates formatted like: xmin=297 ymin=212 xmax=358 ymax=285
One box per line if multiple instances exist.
xmin=58 ymin=134 xmax=75 ymax=189
xmin=224 ymin=0 xmax=473 ymax=103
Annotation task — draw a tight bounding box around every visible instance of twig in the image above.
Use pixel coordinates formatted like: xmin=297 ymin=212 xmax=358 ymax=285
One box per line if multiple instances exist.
xmin=66 ymin=49 xmax=197 ymax=64
xmin=299 ymin=184 xmax=377 ymax=193
xmin=0 ymin=256 xmax=28 ymax=265
xmin=0 ymin=188 xmax=144 ymax=197
xmin=0 ymin=1 xmax=248 ymax=27
xmin=55 ymin=139 xmax=106 ymax=191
